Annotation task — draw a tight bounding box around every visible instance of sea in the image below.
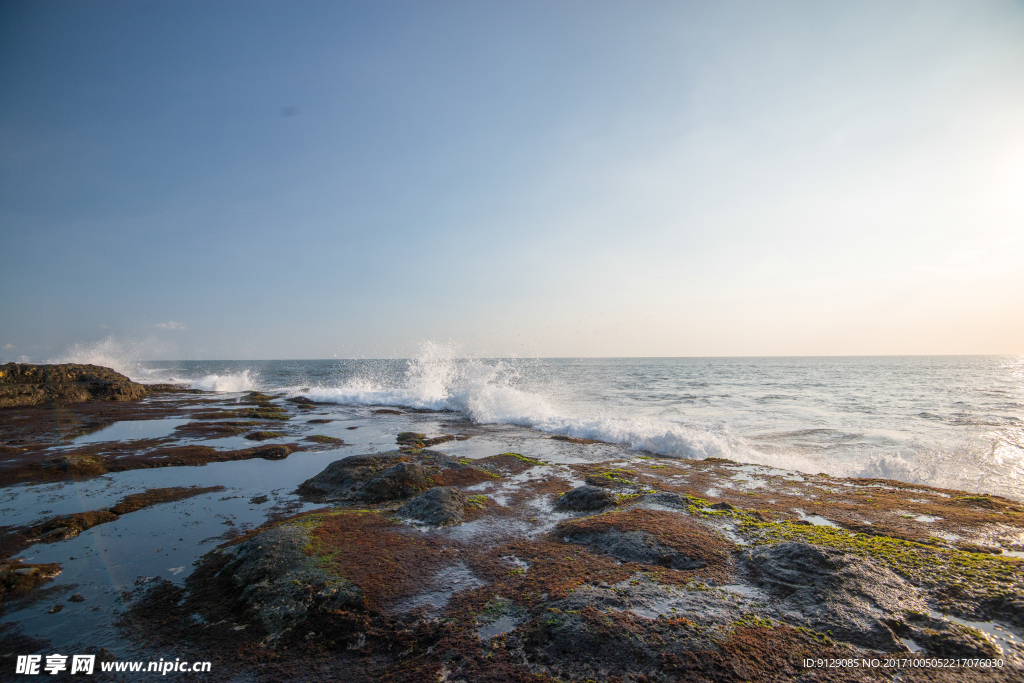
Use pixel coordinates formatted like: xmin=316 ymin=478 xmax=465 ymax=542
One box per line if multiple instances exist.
xmin=79 ymin=345 xmax=1023 ymax=503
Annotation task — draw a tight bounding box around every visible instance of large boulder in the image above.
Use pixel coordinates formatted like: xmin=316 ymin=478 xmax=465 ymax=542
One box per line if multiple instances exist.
xmin=0 ymin=363 xmax=147 ymax=408
xmin=296 ymin=452 xmax=431 ymax=503
xmin=396 ymin=486 xmax=468 ymax=526
xmin=556 ymin=485 xmax=616 ymax=511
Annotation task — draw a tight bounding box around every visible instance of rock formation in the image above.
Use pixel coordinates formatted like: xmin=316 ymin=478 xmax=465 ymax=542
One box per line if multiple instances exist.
xmin=0 ymin=363 xmax=147 ymax=408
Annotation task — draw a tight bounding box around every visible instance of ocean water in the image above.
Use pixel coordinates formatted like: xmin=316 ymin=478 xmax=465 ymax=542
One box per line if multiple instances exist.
xmin=81 ymin=347 xmax=1024 ymax=501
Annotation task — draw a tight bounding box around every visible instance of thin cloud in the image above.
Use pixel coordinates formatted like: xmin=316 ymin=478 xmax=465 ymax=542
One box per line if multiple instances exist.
xmin=154 ymin=321 xmax=186 ymax=330
xmin=3 ymin=344 xmax=14 ymax=350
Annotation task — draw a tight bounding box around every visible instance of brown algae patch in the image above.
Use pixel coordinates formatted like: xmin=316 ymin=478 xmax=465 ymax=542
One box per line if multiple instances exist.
xmin=302 ymin=510 xmax=458 ymax=611
xmin=560 ymin=508 xmax=735 ymax=583
xmin=305 ymin=434 xmax=344 ymax=445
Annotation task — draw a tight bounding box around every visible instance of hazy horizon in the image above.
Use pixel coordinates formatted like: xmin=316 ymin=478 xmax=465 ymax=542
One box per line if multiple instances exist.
xmin=4 ymin=341 xmax=1020 ymax=367
xmin=3 ymin=1 xmax=1022 ymax=359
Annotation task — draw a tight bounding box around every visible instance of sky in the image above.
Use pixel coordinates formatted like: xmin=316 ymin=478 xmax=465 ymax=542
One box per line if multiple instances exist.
xmin=1 ymin=0 xmax=1022 ymax=360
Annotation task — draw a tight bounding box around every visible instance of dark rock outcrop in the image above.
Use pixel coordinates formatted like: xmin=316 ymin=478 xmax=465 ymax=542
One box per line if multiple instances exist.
xmin=556 ymin=485 xmax=616 ymax=511
xmin=0 ymin=561 xmax=62 ymax=604
xmin=396 ymin=432 xmax=456 ymax=449
xmin=640 ymin=492 xmax=696 ymax=509
xmin=296 ymin=451 xmax=431 ymax=503
xmin=744 ymin=542 xmax=921 ymax=651
xmin=218 ymin=525 xmax=362 ymax=639
xmin=565 ymin=527 xmax=708 ymax=570
xmin=0 ymin=363 xmax=147 ymax=408
xmin=245 ymin=431 xmax=284 ymax=441
xmin=396 ymin=486 xmax=468 ymax=526
xmin=40 ymin=454 xmax=108 ymax=477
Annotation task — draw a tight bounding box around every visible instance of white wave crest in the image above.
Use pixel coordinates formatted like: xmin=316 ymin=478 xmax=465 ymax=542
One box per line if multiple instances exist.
xmin=303 ymin=342 xmax=550 ymax=417
xmin=298 ymin=343 xmax=828 ymax=470
xmin=855 ymin=442 xmax=1024 ymax=501
xmin=189 ymin=370 xmax=259 ymax=393
xmin=52 ymin=337 xmax=145 ymax=381
xmin=293 ymin=344 xmax=1024 ymax=500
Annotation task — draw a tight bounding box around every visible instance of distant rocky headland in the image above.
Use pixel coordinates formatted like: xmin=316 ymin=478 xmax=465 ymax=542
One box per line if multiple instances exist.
xmin=1 ymin=364 xmax=1022 ymax=681
xmin=0 ymin=363 xmax=151 ymax=408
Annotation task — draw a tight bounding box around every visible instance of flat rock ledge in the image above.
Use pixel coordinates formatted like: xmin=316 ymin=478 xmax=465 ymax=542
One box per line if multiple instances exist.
xmin=0 ymin=363 xmax=147 ymax=408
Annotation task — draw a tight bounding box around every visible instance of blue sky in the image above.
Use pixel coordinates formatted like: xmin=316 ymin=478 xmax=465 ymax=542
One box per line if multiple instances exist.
xmin=2 ymin=0 xmax=1022 ymax=360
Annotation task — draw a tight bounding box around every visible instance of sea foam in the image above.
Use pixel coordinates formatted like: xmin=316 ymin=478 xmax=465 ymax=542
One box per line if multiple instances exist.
xmin=187 ymin=370 xmax=259 ymax=393
xmin=52 ymin=337 xmax=152 ymax=381
xmin=297 ymin=345 xmax=1023 ymax=497
xmin=298 ymin=344 xmax=824 ymax=472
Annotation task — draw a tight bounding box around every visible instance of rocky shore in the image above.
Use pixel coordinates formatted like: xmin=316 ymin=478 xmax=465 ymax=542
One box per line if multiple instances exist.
xmin=1 ymin=365 xmax=1022 ymax=681
xmin=0 ymin=363 xmax=150 ymax=408
xmin=125 ymin=447 xmax=1024 ymax=682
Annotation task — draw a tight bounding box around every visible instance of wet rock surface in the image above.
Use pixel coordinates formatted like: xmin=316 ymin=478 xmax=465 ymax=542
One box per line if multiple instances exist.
xmin=295 ymin=451 xmax=430 ymax=503
xmin=395 ymin=486 xmax=469 ymax=526
xmin=565 ymin=527 xmax=708 ymax=570
xmin=132 ymin=443 xmax=1022 ymax=681
xmin=0 ymin=442 xmax=301 ymax=487
xmin=556 ymin=484 xmax=616 ymax=511
xmin=744 ymin=541 xmax=922 ymax=651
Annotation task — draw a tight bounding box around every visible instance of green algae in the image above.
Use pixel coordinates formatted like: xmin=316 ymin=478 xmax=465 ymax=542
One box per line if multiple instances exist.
xmin=245 ymin=431 xmax=284 ymax=441
xmin=501 ymin=452 xmax=546 ymax=466
xmin=956 ymin=495 xmax=993 ymax=503
xmin=731 ymin=613 xmax=775 ymax=631
xmin=246 ymin=410 xmax=291 ymax=421
xmin=591 ymin=470 xmax=635 ymax=486
xmin=739 ymin=520 xmax=1024 ymax=597
xmin=307 ymin=434 xmax=343 ymax=444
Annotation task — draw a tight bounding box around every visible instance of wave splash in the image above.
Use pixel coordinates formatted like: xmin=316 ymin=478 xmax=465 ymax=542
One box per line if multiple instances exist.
xmin=53 ymin=338 xmax=259 ymax=392
xmin=297 ymin=344 xmax=1024 ymax=500
xmin=857 ymin=442 xmax=1024 ymax=501
xmin=300 ymin=343 xmax=820 ymax=470
xmin=303 ymin=343 xmax=545 ymax=419
xmin=52 ymin=337 xmax=149 ymax=381
xmin=187 ymin=370 xmax=259 ymax=393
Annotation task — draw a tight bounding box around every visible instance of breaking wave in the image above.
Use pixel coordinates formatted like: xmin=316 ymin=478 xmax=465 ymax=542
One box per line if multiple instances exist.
xmin=49 ymin=339 xmax=1024 ymax=500
xmin=856 ymin=442 xmax=1024 ymax=501
xmin=53 ymin=337 xmax=259 ymax=392
xmin=292 ymin=344 xmax=1024 ymax=500
xmin=298 ymin=344 xmax=824 ymax=472
xmin=52 ymin=337 xmax=148 ymax=381
xmin=187 ymin=370 xmax=259 ymax=393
